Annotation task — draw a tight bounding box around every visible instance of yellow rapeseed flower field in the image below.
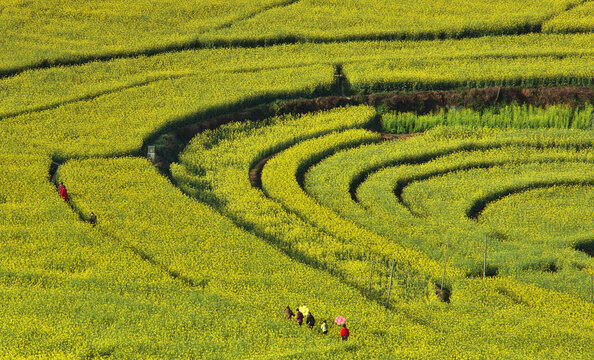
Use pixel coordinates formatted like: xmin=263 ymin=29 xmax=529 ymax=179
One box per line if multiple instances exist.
xmin=0 ymin=1 xmax=592 ymax=358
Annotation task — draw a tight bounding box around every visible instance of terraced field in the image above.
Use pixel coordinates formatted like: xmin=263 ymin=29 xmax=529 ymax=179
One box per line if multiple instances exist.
xmin=1 ymin=1 xmax=593 ymax=359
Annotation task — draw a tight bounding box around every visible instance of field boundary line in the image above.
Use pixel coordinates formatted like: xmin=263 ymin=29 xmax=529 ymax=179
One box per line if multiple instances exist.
xmin=3 ymin=18 xmax=593 ymax=81
xmin=0 ymin=74 xmax=196 ymax=121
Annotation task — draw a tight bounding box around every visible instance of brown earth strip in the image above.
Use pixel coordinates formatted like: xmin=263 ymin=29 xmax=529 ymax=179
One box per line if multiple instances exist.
xmin=249 ymin=155 xmax=274 ymax=188
xmin=379 ymin=132 xmax=423 ymax=141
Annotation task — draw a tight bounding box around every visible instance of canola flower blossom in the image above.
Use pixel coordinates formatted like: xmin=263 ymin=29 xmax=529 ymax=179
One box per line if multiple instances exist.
xmin=299 ymin=306 xmax=310 ymax=316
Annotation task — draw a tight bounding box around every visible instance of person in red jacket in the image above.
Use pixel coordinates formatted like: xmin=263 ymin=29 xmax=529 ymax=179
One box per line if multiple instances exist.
xmin=58 ymin=182 xmax=69 ymax=202
xmin=340 ymin=324 xmax=350 ymax=341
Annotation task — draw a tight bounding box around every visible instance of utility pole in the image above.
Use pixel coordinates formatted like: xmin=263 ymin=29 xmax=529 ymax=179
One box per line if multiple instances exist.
xmin=368 ymin=261 xmax=374 ymax=295
xmin=441 ymin=239 xmax=450 ymax=291
xmin=590 ymin=274 xmax=594 ymax=302
xmin=483 ymin=235 xmax=488 ymax=280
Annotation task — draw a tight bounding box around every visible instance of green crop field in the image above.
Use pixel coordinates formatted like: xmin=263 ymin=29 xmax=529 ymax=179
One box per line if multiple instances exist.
xmin=0 ymin=1 xmax=593 ymax=359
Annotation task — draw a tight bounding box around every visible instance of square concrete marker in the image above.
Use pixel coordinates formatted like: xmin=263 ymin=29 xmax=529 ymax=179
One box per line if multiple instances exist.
xmin=147 ymin=145 xmax=156 ymax=162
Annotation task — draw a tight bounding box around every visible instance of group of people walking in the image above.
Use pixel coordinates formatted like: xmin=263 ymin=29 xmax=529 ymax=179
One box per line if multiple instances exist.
xmin=284 ymin=306 xmax=350 ymax=341
xmin=56 ymin=182 xmax=97 ymax=227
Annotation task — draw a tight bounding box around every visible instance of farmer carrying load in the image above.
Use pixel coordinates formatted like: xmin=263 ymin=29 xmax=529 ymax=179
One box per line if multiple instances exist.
xmin=89 ymin=212 xmax=97 ymax=227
